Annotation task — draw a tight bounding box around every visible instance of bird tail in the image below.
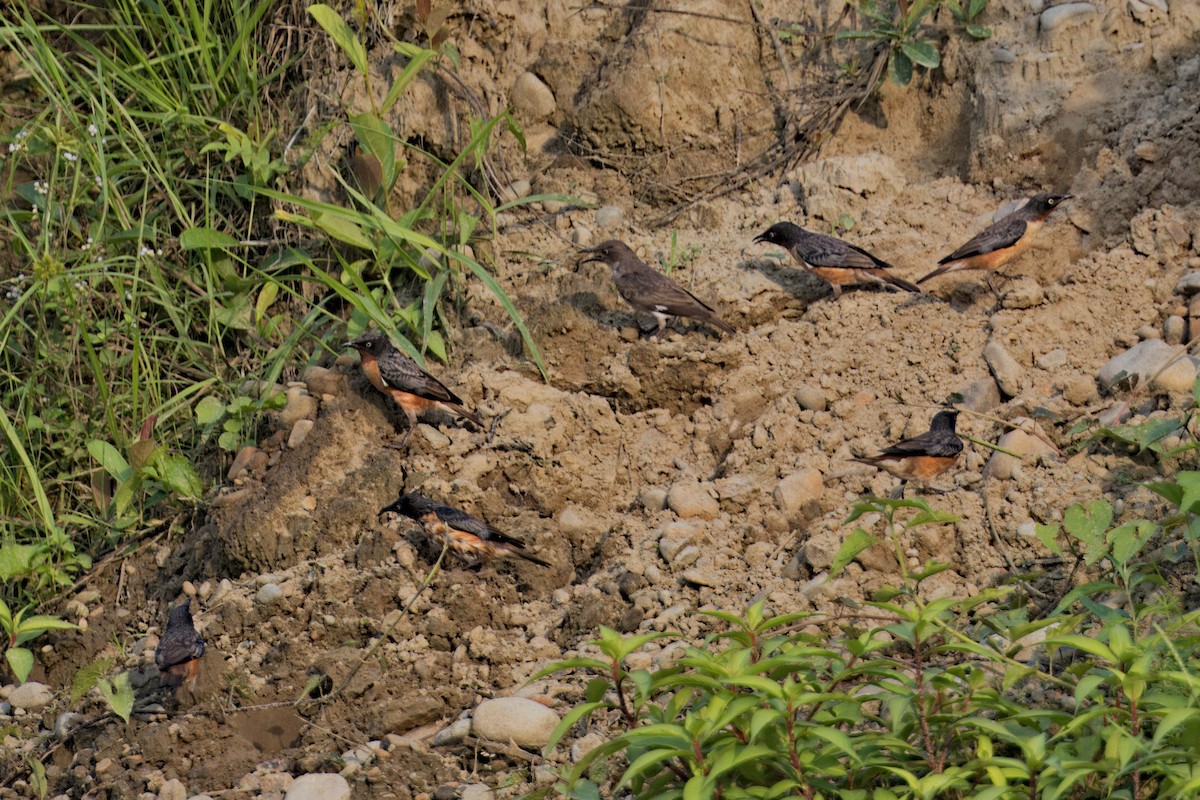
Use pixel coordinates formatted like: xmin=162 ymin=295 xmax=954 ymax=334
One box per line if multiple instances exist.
xmin=443 ymin=403 xmax=484 ymax=430
xmin=917 ymin=260 xmax=964 ymax=285
xmin=708 ymin=314 xmax=736 ymax=335
xmin=518 ymin=550 xmax=551 ymax=567
xmin=870 ymin=270 xmax=922 ymax=294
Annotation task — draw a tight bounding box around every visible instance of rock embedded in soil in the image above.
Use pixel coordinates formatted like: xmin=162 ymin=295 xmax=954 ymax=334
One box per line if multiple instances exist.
xmin=773 ymin=469 xmax=824 ymax=520
xmin=595 ymin=205 xmax=625 ymax=231
xmin=1175 ymin=271 xmax=1200 ymax=295
xmin=282 ymin=389 xmax=318 ymax=427
xmin=988 ymin=426 xmax=1058 ymax=480
xmin=461 ymin=785 xmax=494 ymax=800
xmin=254 ymin=583 xmax=283 ymax=605
xmin=511 ymin=71 xmax=556 ymax=123
xmin=667 ymin=482 xmax=719 ymax=520
xmin=157 ymin=778 xmax=186 ymax=800
xmin=955 ymin=376 xmax=1001 ymax=412
xmin=8 ymin=682 xmax=52 ymax=710
xmin=300 ymin=365 xmax=341 ymax=397
xmin=983 ymin=340 xmax=1024 ymax=397
xmin=794 ymin=384 xmax=827 ymax=412
xmin=1040 ymin=2 xmax=1097 ymax=32
xmin=1165 ymin=315 xmax=1187 ymax=345
xmin=1098 ymin=339 xmax=1195 ymax=393
xmin=287 ymin=419 xmax=314 ymax=448
xmin=472 ymin=697 xmax=560 ymax=748
xmin=285 ymin=773 xmax=351 ymax=800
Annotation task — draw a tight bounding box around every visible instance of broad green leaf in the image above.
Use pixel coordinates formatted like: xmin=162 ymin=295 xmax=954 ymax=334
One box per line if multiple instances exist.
xmin=179 ymin=227 xmax=240 ymax=250
xmin=1048 ymin=634 xmax=1116 ymax=664
xmin=308 ymin=4 xmax=367 ymax=74
xmin=542 ymin=701 xmax=604 ymax=754
xmin=99 ymin=672 xmax=134 ymax=723
xmin=1035 ymin=523 xmax=1063 ymax=557
xmin=157 ymin=455 xmax=203 ymax=500
xmin=901 ymin=40 xmax=941 ymax=68
xmin=87 ymin=440 xmax=132 ymax=483
xmin=889 ymin=49 xmax=913 ymax=86
xmin=384 ymin=43 xmax=437 ymax=112
xmin=831 ymin=529 xmax=876 ymax=576
xmin=72 ymin=657 xmax=114 ymax=703
xmin=6 ymin=647 xmax=33 ymax=683
xmin=15 ymin=615 xmax=78 ymax=644
xmin=966 ymin=23 xmax=992 ymax=39
xmin=254 ymin=281 xmax=280 ymax=323
xmin=0 ymin=543 xmax=39 ymax=581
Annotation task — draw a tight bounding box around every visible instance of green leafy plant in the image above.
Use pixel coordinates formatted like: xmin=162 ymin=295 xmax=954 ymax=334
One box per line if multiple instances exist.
xmin=658 ymin=230 xmax=702 ymax=276
xmin=0 ymin=598 xmax=77 ymax=683
xmin=195 ymin=390 xmax=286 ymax=453
xmin=839 ymin=0 xmax=990 ymax=86
xmin=72 ymin=657 xmax=134 ymax=723
xmin=87 ymin=432 xmax=203 ymax=528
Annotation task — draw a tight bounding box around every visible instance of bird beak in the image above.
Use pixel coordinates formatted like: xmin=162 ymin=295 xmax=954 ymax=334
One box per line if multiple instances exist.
xmin=575 ymin=247 xmax=602 ymax=271
xmin=345 ymin=338 xmax=363 ymax=350
xmin=752 ymin=233 xmax=767 ymax=244
xmin=379 ymin=499 xmax=401 ymax=516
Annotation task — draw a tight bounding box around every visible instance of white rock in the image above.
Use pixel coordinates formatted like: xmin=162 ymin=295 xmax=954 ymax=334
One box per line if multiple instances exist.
xmin=511 ymin=72 xmax=556 ymax=122
xmin=460 ymin=785 xmax=494 ymax=800
xmin=254 ymin=583 xmax=283 ymax=605
xmin=595 ymin=206 xmax=625 ymax=231
xmin=157 ymin=778 xmax=186 ymax=800
xmin=282 ymin=389 xmax=317 ymax=427
xmin=794 ymin=384 xmax=827 ymax=411
xmin=287 ymin=419 xmax=314 ymax=448
xmin=8 ymin=682 xmax=53 ymax=710
xmin=772 ymin=470 xmax=824 ymax=518
xmin=285 ymin=774 xmax=350 ymax=800
xmin=1098 ymin=339 xmax=1193 ymax=393
xmin=984 ymin=340 xmax=1024 ymax=397
xmin=432 ymin=717 xmax=471 ymax=745
xmin=667 ymin=483 xmax=719 ymax=520
xmin=1035 ymin=349 xmax=1068 ymax=370
xmin=1040 ymin=3 xmax=1096 ymax=31
xmin=988 ymin=427 xmax=1057 ymax=480
xmin=472 ymin=697 xmax=559 ymax=748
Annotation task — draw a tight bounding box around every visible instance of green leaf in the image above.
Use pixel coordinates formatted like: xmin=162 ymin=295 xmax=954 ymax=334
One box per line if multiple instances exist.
xmin=72 ymin=657 xmax=114 ymax=703
xmin=157 ymin=455 xmax=203 ymax=500
xmin=308 ymin=4 xmax=367 ymax=75
xmin=888 ymin=49 xmax=913 ymax=86
xmin=0 ymin=543 xmax=39 ymax=581
xmin=254 ymin=281 xmax=280 ymax=324
xmin=966 ymin=23 xmax=992 ymax=39
xmin=179 ymin=227 xmax=240 ymax=250
xmin=1034 ymin=523 xmax=1063 ymax=557
xmin=900 ymin=40 xmax=940 ymax=69
xmin=543 ymin=701 xmax=605 ymax=754
xmin=831 ymin=529 xmax=876 ymax=576
xmin=384 ymin=44 xmax=437 ymax=112
xmin=99 ymin=672 xmax=135 ymax=724
xmin=87 ymin=440 xmax=132 ymax=483
xmin=15 ymin=615 xmax=78 ymax=645
xmin=1048 ymin=634 xmax=1117 ymax=665
xmin=6 ymin=647 xmax=33 ymax=684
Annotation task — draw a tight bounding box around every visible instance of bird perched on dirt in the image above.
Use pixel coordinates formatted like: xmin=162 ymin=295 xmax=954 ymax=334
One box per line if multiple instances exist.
xmin=346 ymin=332 xmax=483 ymax=449
xmin=918 ymin=192 xmax=1072 ymax=296
xmin=753 ymin=221 xmax=921 ymax=299
xmin=578 ymin=239 xmax=735 ymax=336
xmin=853 ymin=409 xmax=963 ymax=498
xmin=155 ymin=598 xmax=206 ymax=689
xmin=380 ymin=492 xmax=550 ymax=567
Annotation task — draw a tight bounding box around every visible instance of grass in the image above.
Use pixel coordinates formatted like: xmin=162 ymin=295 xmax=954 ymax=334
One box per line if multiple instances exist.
xmin=0 ymin=0 xmax=543 ymax=625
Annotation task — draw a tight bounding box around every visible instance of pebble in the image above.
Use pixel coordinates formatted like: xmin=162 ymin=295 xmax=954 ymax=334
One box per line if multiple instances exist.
xmin=157 ymin=779 xmax=186 ymax=800
xmin=8 ymin=682 xmax=53 ymax=710
xmin=471 ymin=697 xmax=560 ymax=748
xmin=301 ymin=365 xmax=341 ymax=397
xmin=285 ymin=774 xmax=351 ymax=800
xmin=511 ymin=71 xmax=556 ymax=122
xmin=1062 ymin=375 xmax=1099 ymax=406
xmin=772 ymin=469 xmax=824 ymax=519
xmin=1177 ymin=271 xmax=1200 ymax=295
xmin=1164 ymin=315 xmax=1187 ymax=345
xmin=558 ymin=506 xmax=603 ymax=537
xmin=227 ymin=445 xmax=260 ymax=481
xmin=988 ymin=426 xmax=1057 ymax=480
xmin=1098 ymin=339 xmax=1195 ymax=393
xmin=95 ymin=757 xmax=115 ymax=773
xmin=1040 ymin=2 xmax=1097 ymax=31
xmin=255 ymin=583 xmax=284 ymax=605
xmin=794 ymin=384 xmax=827 ymax=412
xmin=570 ymin=732 xmax=606 ymax=762
xmin=572 ymin=226 xmax=594 ymax=247
xmin=667 ymin=483 xmax=719 ymax=520
xmin=657 ymin=523 xmax=698 ymax=562
xmin=460 ymin=785 xmax=494 ymax=800
xmin=339 ymin=744 xmax=375 ymax=777
xmin=595 ymin=206 xmax=625 ymax=231
xmin=1035 ymin=349 xmax=1068 ymax=370
xmin=640 ymin=487 xmax=668 ymax=510
xmin=983 ymin=340 xmax=1024 ymax=397
xmin=956 ymin=376 xmax=1001 ymax=412
xmin=54 ymin=711 xmax=83 ymax=739
xmin=287 ymin=419 xmax=314 ymax=448
xmin=432 ymin=718 xmax=471 ymax=746
xmin=282 ymin=390 xmax=318 ymax=427
xmin=1000 ymin=277 xmax=1043 ymax=310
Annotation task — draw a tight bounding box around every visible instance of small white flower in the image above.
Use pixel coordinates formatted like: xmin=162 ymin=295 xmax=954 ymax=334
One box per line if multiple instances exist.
xmin=139 ymin=245 xmax=154 ymax=257
xmin=87 ymin=123 xmax=98 ymax=136
xmin=16 ymin=130 xmax=28 ymax=139
xmin=33 ymin=181 xmax=47 ymax=194
xmin=94 ymin=175 xmax=102 ymax=188
xmin=63 ymin=151 xmax=78 ymax=162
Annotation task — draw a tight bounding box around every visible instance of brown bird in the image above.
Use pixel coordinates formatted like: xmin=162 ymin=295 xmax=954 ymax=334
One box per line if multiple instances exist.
xmin=346 ymin=332 xmax=483 ymax=449
xmin=753 ymin=222 xmax=921 ymax=299
xmin=154 ymin=599 xmax=206 ymax=689
xmin=348 ymin=139 xmax=384 ymax=206
xmin=579 ymin=240 xmax=734 ymax=336
xmin=854 ymin=410 xmax=963 ymax=498
xmin=381 ymin=492 xmax=550 ymax=567
xmin=918 ymin=193 xmax=1072 ymax=296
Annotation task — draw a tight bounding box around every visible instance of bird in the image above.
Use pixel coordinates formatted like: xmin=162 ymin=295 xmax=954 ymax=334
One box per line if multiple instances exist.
xmin=578 ymin=240 xmax=735 ymax=336
xmin=380 ymin=492 xmax=550 ymax=567
xmin=753 ymin=221 xmax=921 ymax=299
xmin=346 ymin=331 xmax=483 ymax=449
xmin=154 ymin=599 xmax=206 ymax=689
xmin=853 ymin=409 xmax=963 ymax=498
xmin=918 ymin=192 xmax=1072 ymax=296
xmin=348 ymin=139 xmax=384 ymax=206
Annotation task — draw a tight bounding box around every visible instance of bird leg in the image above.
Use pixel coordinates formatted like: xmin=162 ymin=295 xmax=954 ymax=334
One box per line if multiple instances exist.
xmin=387 ymin=411 xmax=419 ymax=451
xmin=889 ymin=480 xmax=908 ymax=500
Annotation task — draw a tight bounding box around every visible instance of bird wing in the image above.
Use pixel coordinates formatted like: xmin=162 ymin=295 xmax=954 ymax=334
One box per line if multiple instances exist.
xmin=156 ymin=628 xmax=206 ymax=669
xmin=620 ymin=268 xmax=718 ymax=315
xmin=796 ymin=233 xmax=892 ymax=271
xmin=880 ymin=430 xmax=964 ymax=459
xmin=377 ymin=352 xmax=464 ymax=405
xmin=435 ymin=504 xmax=528 ymax=547
xmin=939 ymin=216 xmax=1028 ymax=264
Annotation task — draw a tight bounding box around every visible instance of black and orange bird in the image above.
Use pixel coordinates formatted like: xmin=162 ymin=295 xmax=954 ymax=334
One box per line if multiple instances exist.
xmin=381 ymin=492 xmax=550 ymax=567
xmin=918 ymin=192 xmax=1072 ymax=296
xmin=154 ymin=599 xmax=206 ymax=689
xmin=579 ymin=240 xmax=735 ymax=336
xmin=753 ymin=222 xmax=921 ymax=299
xmin=346 ymin=332 xmax=483 ymax=449
xmin=854 ymin=410 xmax=963 ymax=498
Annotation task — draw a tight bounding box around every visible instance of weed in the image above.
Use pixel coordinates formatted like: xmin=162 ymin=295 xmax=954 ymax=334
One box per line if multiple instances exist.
xmin=839 ymin=0 xmax=991 ymax=87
